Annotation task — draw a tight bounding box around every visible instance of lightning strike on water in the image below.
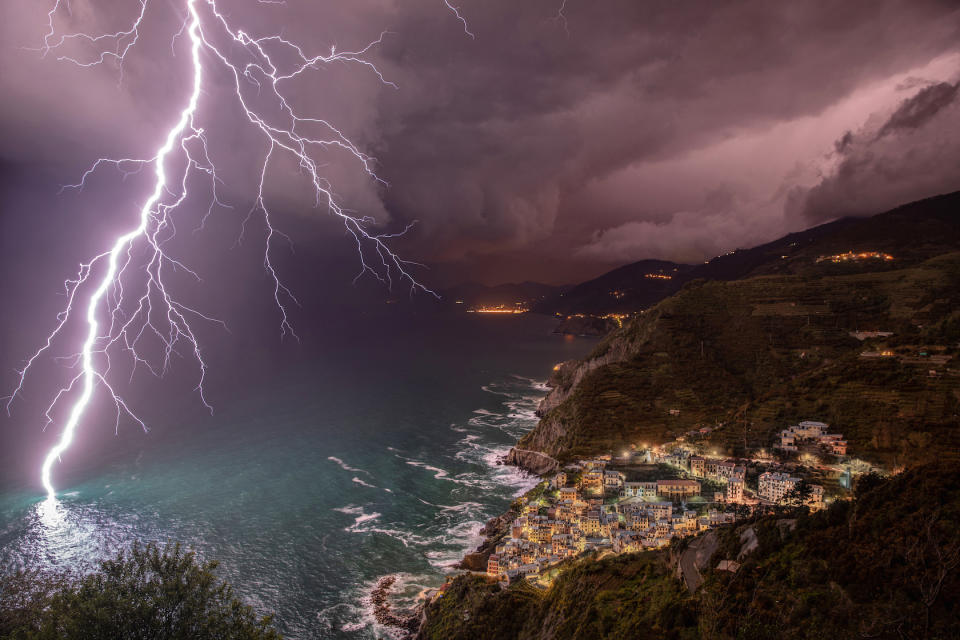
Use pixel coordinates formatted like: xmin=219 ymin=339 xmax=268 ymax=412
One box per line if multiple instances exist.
xmin=9 ymin=0 xmax=437 ymax=499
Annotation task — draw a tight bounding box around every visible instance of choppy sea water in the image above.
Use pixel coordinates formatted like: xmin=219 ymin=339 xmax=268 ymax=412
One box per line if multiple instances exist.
xmin=0 ymin=312 xmax=593 ymax=638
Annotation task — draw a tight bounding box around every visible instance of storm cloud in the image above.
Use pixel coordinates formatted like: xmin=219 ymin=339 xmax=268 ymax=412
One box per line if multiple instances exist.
xmin=2 ymin=0 xmax=960 ymax=285
xmin=790 ymin=80 xmax=960 ymax=224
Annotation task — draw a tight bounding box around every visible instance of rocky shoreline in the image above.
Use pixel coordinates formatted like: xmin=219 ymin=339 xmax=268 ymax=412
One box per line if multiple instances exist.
xmin=370 ymin=575 xmax=422 ymax=638
xmin=504 ymin=447 xmax=560 ymax=475
xmin=379 ymin=361 xmax=576 ymax=638
xmin=455 ymin=509 xmax=517 ymax=572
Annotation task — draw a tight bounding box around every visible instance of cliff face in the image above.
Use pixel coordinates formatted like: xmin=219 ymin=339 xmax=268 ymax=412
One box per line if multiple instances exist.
xmin=504 ymin=447 xmax=560 ymax=475
xmin=508 ymin=319 xmax=659 ymax=472
xmin=536 ymin=313 xmax=660 ymax=416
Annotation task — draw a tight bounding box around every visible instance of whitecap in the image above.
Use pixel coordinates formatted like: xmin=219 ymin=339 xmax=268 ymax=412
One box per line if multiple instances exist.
xmin=327 ymin=456 xmax=372 ymax=477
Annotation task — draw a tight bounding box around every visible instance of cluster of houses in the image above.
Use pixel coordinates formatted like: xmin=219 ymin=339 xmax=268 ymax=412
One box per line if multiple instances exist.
xmin=486 ymin=459 xmax=735 ymax=585
xmin=777 ymin=420 xmax=847 ymax=456
xmin=684 ymin=447 xmax=824 ymax=510
xmin=483 ymin=418 xmax=838 ymax=586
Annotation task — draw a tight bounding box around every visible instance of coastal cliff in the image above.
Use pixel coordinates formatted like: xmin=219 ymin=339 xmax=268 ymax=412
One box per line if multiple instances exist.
xmin=511 ymin=253 xmax=960 ymax=470
xmin=506 ymin=316 xmax=661 ymax=472
xmin=507 ymin=193 xmax=960 ymax=472
xmin=503 ymin=447 xmax=560 ymax=475
xmin=417 ymin=193 xmax=960 ymax=640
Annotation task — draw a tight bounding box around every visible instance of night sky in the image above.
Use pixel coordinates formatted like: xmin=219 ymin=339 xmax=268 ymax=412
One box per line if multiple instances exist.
xmin=2 ymin=0 xmax=960 ymax=293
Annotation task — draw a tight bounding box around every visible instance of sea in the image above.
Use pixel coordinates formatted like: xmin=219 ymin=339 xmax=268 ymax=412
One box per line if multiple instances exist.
xmin=0 ymin=310 xmax=594 ymax=638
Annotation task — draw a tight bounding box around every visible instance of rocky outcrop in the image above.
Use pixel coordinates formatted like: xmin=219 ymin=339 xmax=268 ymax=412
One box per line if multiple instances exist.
xmin=371 ymin=575 xmax=421 ymax=637
xmin=456 ymin=512 xmax=516 ymax=571
xmin=505 ymin=447 xmax=560 ymax=475
xmin=525 ymin=311 xmax=663 ymax=455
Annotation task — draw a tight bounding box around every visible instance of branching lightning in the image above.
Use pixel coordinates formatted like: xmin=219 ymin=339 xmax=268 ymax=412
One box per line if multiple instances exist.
xmin=443 ymin=1 xmax=474 ymax=39
xmin=10 ymin=0 xmax=436 ymax=499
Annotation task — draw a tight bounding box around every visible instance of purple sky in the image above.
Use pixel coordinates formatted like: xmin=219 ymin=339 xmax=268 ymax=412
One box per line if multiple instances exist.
xmin=2 ymin=0 xmax=960 ymax=286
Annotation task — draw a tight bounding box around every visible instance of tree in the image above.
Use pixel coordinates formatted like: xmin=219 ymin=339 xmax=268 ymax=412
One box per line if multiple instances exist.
xmin=1 ymin=542 xmax=281 ymax=640
xmin=781 ymin=481 xmax=813 ymax=511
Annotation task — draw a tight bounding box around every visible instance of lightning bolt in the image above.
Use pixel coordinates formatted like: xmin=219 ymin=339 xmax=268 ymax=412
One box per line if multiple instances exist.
xmin=443 ymin=1 xmax=474 ymax=39
xmin=10 ymin=0 xmax=436 ymax=500
xmin=554 ymin=0 xmax=570 ymax=36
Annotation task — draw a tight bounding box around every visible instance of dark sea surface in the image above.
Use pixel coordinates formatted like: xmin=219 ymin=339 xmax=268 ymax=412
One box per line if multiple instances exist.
xmin=0 ymin=311 xmax=594 ymax=638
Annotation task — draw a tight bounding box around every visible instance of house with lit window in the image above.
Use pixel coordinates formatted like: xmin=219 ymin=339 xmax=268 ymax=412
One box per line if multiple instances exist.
xmin=689 ymin=456 xmax=705 ymax=477
xmin=726 ymin=477 xmax=744 ymax=503
xmin=656 ymin=478 xmax=701 ymax=498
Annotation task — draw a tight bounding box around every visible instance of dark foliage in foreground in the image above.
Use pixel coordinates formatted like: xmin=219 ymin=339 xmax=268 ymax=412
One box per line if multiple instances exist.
xmin=0 ymin=542 xmax=281 ymax=640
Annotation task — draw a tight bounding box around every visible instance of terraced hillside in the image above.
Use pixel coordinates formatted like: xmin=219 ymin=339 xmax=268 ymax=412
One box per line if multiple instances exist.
xmin=535 ymin=191 xmax=960 ymax=316
xmin=517 ymin=247 xmax=960 ymax=468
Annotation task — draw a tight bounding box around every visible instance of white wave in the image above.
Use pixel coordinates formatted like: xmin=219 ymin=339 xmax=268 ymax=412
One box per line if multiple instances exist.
xmin=338 ymin=573 xmax=440 ymax=640
xmin=333 ymin=504 xmax=366 ymax=516
xmin=480 ymin=384 xmax=512 ymax=397
xmin=352 ymin=477 xmax=377 ymax=489
xmin=404 ymin=460 xmax=451 ymax=480
xmin=424 ymin=519 xmax=487 ymax=569
xmin=438 ymin=500 xmax=485 ymax=514
xmin=327 ymin=456 xmax=372 ymax=477
xmin=336 ymin=505 xmax=435 ymax=548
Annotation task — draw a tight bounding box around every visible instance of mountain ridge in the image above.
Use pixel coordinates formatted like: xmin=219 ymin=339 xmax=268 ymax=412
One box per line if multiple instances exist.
xmin=536 ymin=190 xmax=960 ymax=316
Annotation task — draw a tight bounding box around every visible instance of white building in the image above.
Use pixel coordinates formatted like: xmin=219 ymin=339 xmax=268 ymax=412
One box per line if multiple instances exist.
xmin=758 ymin=471 xmax=801 ymax=503
xmin=794 ymin=421 xmax=828 ymax=439
xmin=621 ymin=481 xmax=658 ymax=498
xmin=726 ymin=477 xmax=744 ymax=503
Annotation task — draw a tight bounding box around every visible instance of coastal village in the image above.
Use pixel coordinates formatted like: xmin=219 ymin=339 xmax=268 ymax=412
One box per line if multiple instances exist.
xmin=478 ymin=420 xmax=851 ymax=588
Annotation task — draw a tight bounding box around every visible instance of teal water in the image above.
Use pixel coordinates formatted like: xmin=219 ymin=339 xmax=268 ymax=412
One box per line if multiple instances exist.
xmin=0 ymin=312 xmax=593 ymax=638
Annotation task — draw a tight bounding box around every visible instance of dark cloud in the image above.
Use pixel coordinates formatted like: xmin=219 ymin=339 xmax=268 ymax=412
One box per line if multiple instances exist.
xmin=2 ymin=0 xmax=960 ymax=285
xmin=791 ymin=80 xmax=960 ymax=223
xmin=878 ymin=81 xmax=959 ymax=137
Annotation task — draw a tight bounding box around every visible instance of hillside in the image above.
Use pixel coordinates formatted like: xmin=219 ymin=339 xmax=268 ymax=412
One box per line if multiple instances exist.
xmin=517 ymin=253 xmax=960 ymax=469
xmin=533 ymin=260 xmax=691 ymax=315
xmin=535 ymin=191 xmax=960 ymax=316
xmin=512 ymin=193 xmax=960 ymax=470
xmin=417 ymin=464 xmax=960 ymax=640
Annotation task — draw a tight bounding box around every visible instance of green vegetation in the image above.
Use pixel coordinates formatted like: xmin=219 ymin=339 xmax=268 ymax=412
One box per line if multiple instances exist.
xmin=419 ymin=464 xmax=960 ymax=639
xmin=0 ymin=542 xmax=280 ymax=640
xmin=420 ymin=552 xmax=694 ymax=640
xmin=520 ymin=253 xmax=960 ymax=468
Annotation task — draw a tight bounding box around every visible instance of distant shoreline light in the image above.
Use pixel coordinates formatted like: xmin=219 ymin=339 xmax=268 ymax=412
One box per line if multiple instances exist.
xmin=816 ymin=251 xmax=894 ymax=264
xmin=467 ymin=305 xmax=529 ymax=314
